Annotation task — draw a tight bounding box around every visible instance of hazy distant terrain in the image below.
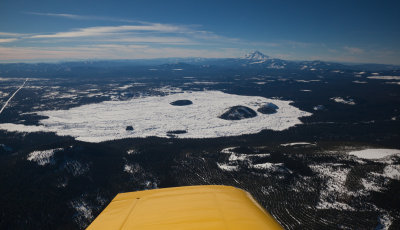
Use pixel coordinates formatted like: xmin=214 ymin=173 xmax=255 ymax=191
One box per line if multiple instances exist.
xmin=0 ymin=54 xmax=399 ymax=229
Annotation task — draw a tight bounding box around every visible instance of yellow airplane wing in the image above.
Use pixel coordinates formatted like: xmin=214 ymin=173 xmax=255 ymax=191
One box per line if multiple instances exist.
xmin=87 ymin=185 xmax=283 ymax=230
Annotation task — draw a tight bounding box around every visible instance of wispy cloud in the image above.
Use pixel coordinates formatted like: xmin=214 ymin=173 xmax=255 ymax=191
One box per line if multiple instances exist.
xmin=22 ymin=12 xmax=244 ymax=48
xmin=30 ymin=24 xmax=185 ymax=38
xmin=0 ymin=38 xmax=18 ymax=43
xmin=248 ymin=41 xmax=281 ymax=47
xmin=26 ymin=13 xmax=232 ymax=42
xmin=104 ymin=36 xmax=193 ymax=44
xmin=0 ymin=32 xmax=26 ymax=36
xmin=344 ymin=46 xmax=364 ymax=54
xmin=26 ymin=12 xmax=142 ymax=23
xmin=28 ymin=12 xmax=89 ymax=19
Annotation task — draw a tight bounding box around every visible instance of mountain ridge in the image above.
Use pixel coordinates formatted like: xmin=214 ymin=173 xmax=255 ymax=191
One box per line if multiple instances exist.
xmin=0 ymin=51 xmax=399 ymax=78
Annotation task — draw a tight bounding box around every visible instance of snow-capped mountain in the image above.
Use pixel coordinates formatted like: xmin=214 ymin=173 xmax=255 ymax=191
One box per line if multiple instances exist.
xmin=243 ymin=51 xmax=270 ymax=62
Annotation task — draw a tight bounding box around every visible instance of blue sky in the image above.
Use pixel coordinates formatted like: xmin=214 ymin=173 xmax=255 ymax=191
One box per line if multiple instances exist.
xmin=0 ymin=0 xmax=399 ymax=64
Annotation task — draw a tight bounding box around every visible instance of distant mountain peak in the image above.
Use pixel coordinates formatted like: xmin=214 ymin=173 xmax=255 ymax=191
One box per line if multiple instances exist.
xmin=243 ymin=51 xmax=269 ymax=61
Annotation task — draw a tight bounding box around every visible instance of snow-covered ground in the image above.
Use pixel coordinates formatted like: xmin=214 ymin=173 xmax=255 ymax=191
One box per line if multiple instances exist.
xmin=382 ymin=165 xmax=400 ymax=180
xmin=309 ymin=164 xmax=355 ymax=211
xmin=0 ymin=78 xmax=28 ymax=114
xmin=217 ymin=163 xmax=238 ymax=171
xmin=309 ymin=148 xmax=400 ymax=217
xmin=385 ymin=82 xmax=400 ymax=85
xmin=0 ymin=91 xmax=311 ymax=143
xmin=281 ymin=142 xmax=316 ymax=147
xmin=64 ymin=160 xmax=89 ymax=177
xmin=126 ymin=149 xmax=139 ymax=155
xmin=220 ymin=147 xmax=270 ymax=163
xmin=70 ymin=199 xmax=93 ymax=228
xmin=352 ymin=80 xmax=368 ymax=84
xmin=252 ymin=162 xmax=283 ymax=170
xmin=348 ymin=149 xmax=400 ymax=160
xmin=376 ymin=214 xmax=392 ymax=230
xmin=330 ymin=97 xmax=356 ymax=105
xmin=218 ymin=146 xmax=287 ymax=174
xmin=367 ymin=76 xmax=400 ymax=80
xmin=296 ymin=80 xmax=320 ymax=83
xmin=27 ymin=148 xmax=63 ymax=166
xmin=349 ymin=149 xmax=400 ymax=182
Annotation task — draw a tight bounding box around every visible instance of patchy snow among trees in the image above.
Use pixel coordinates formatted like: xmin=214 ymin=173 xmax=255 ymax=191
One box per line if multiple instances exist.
xmin=330 ymin=97 xmax=356 ymax=105
xmin=27 ymin=148 xmax=63 ymax=166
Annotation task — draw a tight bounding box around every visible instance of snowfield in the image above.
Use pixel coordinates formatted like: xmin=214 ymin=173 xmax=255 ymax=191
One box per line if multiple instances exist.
xmin=348 ymin=148 xmax=400 ymax=160
xmin=0 ymin=91 xmax=311 ymax=143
